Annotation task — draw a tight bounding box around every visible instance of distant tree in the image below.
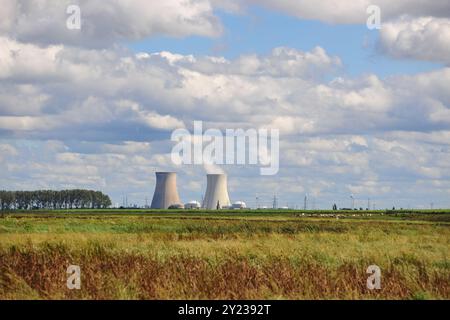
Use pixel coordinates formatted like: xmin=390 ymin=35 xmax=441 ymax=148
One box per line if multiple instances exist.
xmin=332 ymin=204 xmax=337 ymax=210
xmin=0 ymin=189 xmax=111 ymax=211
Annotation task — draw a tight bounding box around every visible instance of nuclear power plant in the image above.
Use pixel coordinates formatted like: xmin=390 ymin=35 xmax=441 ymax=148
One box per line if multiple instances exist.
xmin=202 ymin=174 xmax=231 ymax=209
xmin=150 ymin=172 xmax=243 ymax=210
xmin=150 ymin=172 xmax=182 ymax=209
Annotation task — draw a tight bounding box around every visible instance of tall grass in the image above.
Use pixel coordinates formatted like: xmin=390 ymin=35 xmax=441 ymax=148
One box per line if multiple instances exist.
xmin=0 ymin=214 xmax=448 ymax=299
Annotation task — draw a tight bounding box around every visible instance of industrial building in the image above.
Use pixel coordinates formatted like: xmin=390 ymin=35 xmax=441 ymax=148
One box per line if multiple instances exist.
xmin=150 ymin=172 xmax=182 ymax=209
xmin=185 ymin=200 xmax=201 ymax=209
xmin=150 ymin=172 xmax=233 ymax=210
xmin=202 ymin=174 xmax=231 ymax=209
xmin=231 ymin=201 xmax=247 ymax=209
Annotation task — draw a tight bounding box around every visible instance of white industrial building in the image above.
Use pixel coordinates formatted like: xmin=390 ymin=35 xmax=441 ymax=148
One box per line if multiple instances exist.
xmin=202 ymin=174 xmax=231 ymax=209
xmin=231 ymin=201 xmax=247 ymax=209
xmin=150 ymin=172 xmax=183 ymax=209
xmin=185 ymin=200 xmax=201 ymax=209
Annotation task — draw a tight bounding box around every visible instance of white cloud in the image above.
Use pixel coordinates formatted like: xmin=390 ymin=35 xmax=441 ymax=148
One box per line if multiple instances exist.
xmin=114 ymin=100 xmax=185 ymax=130
xmin=0 ymin=37 xmax=448 ymax=139
xmin=1 ymin=0 xmax=222 ymax=47
xmin=155 ymin=46 xmax=342 ymax=78
xmin=0 ymin=84 xmax=50 ymax=116
xmin=379 ymin=16 xmax=450 ymax=64
xmin=0 ymin=37 xmax=63 ymax=80
xmin=101 ymin=141 xmax=151 ymax=155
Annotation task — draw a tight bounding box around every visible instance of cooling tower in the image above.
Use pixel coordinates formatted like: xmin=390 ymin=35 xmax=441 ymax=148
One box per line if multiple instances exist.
xmin=202 ymin=174 xmax=231 ymax=209
xmin=150 ymin=172 xmax=182 ymax=209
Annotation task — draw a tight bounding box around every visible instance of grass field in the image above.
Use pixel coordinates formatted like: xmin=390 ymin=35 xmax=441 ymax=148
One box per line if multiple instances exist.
xmin=0 ymin=210 xmax=449 ymax=300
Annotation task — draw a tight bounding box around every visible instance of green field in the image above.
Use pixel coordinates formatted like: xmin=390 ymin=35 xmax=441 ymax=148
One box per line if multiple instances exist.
xmin=0 ymin=210 xmax=449 ymax=300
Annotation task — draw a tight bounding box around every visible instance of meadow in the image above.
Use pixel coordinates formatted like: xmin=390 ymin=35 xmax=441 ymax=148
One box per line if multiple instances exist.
xmin=0 ymin=210 xmax=448 ymax=300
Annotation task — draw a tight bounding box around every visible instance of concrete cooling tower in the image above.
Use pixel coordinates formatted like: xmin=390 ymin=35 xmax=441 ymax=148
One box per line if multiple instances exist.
xmin=150 ymin=172 xmax=182 ymax=209
xmin=202 ymin=174 xmax=231 ymax=209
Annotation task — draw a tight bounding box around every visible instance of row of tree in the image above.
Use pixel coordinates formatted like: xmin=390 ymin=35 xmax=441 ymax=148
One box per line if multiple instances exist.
xmin=0 ymin=190 xmax=112 ymax=210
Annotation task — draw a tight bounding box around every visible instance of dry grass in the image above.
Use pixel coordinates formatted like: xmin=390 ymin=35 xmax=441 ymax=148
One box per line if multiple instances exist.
xmin=0 ymin=214 xmax=448 ymax=300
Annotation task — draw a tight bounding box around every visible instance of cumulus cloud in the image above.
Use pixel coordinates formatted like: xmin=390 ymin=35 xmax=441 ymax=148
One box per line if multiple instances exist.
xmin=1 ymin=0 xmax=222 ymax=47
xmin=379 ymin=16 xmax=450 ymax=64
xmin=0 ymin=84 xmax=50 ymax=116
xmin=0 ymin=37 xmax=63 ymax=80
xmin=0 ymin=37 xmax=448 ymax=140
xmin=154 ymin=46 xmax=342 ymax=78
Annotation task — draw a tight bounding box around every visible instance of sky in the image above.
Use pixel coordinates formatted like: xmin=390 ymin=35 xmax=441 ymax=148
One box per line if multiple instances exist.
xmin=0 ymin=0 xmax=450 ymax=209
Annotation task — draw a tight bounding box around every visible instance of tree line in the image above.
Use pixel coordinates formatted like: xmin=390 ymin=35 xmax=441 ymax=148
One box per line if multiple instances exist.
xmin=0 ymin=189 xmax=112 ymax=210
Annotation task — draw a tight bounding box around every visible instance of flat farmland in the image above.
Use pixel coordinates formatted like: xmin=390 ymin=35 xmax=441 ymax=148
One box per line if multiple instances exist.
xmin=0 ymin=211 xmax=448 ymax=299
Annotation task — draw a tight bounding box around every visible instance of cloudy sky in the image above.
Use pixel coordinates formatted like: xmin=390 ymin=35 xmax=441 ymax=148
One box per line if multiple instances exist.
xmin=1 ymin=0 xmax=450 ymax=209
